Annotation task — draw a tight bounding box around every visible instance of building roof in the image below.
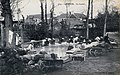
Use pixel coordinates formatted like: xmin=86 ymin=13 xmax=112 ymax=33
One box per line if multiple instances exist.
xmin=26 ymin=14 xmax=51 ymax=19
xmin=74 ymin=13 xmax=86 ymax=19
xmin=56 ymin=13 xmax=86 ymax=19
xmin=25 ymin=13 xmax=86 ymax=29
xmin=56 ymin=13 xmax=67 ymax=19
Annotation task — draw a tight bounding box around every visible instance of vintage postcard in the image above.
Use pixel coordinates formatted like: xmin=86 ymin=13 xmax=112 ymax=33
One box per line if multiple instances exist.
xmin=0 ymin=0 xmax=120 ymax=75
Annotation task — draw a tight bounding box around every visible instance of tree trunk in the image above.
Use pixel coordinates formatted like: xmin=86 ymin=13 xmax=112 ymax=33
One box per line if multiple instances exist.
xmin=50 ymin=4 xmax=54 ymax=39
xmin=41 ymin=1 xmax=44 ymax=23
xmin=91 ymin=0 xmax=93 ymax=27
xmin=45 ymin=0 xmax=47 ymax=24
xmin=11 ymin=30 xmax=16 ymax=48
xmin=103 ymin=0 xmax=108 ymax=36
xmin=1 ymin=0 xmax=13 ymax=48
xmin=86 ymin=0 xmax=91 ymax=39
xmin=118 ymin=14 xmax=120 ymax=37
xmin=1 ymin=23 xmax=4 ymax=47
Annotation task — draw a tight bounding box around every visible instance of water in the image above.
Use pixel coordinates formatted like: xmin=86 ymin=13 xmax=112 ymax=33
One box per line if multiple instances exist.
xmin=35 ymin=43 xmax=69 ymax=58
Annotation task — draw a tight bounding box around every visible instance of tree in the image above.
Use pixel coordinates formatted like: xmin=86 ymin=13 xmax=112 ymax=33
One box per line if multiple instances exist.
xmin=95 ymin=6 xmax=119 ymax=32
xmin=59 ymin=19 xmax=69 ymax=37
xmin=10 ymin=0 xmax=22 ymax=12
xmin=50 ymin=0 xmax=54 ymax=39
xmin=86 ymin=0 xmax=91 ymax=39
xmin=1 ymin=0 xmax=23 ymax=48
xmin=1 ymin=0 xmax=13 ymax=48
xmin=45 ymin=0 xmax=48 ymax=24
xmin=40 ymin=0 xmax=44 ymax=23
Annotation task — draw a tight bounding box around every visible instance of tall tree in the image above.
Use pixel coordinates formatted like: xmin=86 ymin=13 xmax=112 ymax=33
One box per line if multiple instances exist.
xmin=91 ymin=0 xmax=93 ymax=27
xmin=45 ymin=0 xmax=47 ymax=24
xmin=95 ymin=7 xmax=119 ymax=33
xmin=86 ymin=0 xmax=91 ymax=39
xmin=50 ymin=0 xmax=54 ymax=39
xmin=40 ymin=0 xmax=44 ymax=23
xmin=1 ymin=0 xmax=13 ymax=48
xmin=103 ymin=0 xmax=108 ymax=36
xmin=1 ymin=0 xmax=22 ymax=48
xmin=10 ymin=0 xmax=22 ymax=12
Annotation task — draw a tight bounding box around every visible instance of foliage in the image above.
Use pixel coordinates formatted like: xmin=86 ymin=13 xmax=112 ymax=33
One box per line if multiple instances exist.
xmin=59 ymin=19 xmax=70 ymax=37
xmin=0 ymin=48 xmax=26 ymax=75
xmin=95 ymin=8 xmax=119 ymax=32
xmin=23 ymin=22 xmax=49 ymax=40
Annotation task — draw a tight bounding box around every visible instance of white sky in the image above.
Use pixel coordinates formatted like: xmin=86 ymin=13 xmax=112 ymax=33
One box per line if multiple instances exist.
xmin=14 ymin=0 xmax=120 ymax=20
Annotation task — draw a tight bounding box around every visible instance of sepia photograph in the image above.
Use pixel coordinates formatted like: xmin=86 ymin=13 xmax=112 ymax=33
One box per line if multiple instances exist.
xmin=0 ymin=0 xmax=120 ymax=75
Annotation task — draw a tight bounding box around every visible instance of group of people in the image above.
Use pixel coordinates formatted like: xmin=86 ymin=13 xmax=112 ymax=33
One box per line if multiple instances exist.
xmin=95 ymin=33 xmax=111 ymax=44
xmin=44 ymin=38 xmax=55 ymax=46
xmin=58 ymin=36 xmax=85 ymax=44
xmin=62 ymin=34 xmax=112 ymax=49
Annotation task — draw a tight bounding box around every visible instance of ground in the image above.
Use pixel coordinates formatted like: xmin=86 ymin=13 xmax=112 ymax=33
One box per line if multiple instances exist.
xmin=24 ymin=32 xmax=120 ymax=75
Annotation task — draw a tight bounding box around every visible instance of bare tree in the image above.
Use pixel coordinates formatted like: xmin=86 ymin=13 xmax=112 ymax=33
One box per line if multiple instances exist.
xmin=50 ymin=0 xmax=54 ymax=38
xmin=86 ymin=0 xmax=91 ymax=39
xmin=10 ymin=0 xmax=22 ymax=13
xmin=39 ymin=0 xmax=44 ymax=23
xmin=45 ymin=0 xmax=47 ymax=24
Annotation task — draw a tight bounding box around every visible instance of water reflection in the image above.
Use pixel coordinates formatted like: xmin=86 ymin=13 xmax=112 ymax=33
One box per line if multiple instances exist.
xmin=35 ymin=44 xmax=69 ymax=58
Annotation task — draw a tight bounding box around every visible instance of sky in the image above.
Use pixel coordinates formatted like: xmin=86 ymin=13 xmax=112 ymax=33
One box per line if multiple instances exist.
xmin=14 ymin=0 xmax=120 ymax=19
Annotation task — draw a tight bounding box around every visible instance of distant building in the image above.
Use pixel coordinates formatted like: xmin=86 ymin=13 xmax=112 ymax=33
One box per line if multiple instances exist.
xmin=25 ymin=14 xmax=51 ymax=24
xmin=25 ymin=13 xmax=87 ymax=37
xmin=56 ymin=13 xmax=86 ymax=29
xmin=25 ymin=13 xmax=86 ymax=29
xmin=25 ymin=14 xmax=61 ymax=37
xmin=56 ymin=13 xmax=87 ymax=37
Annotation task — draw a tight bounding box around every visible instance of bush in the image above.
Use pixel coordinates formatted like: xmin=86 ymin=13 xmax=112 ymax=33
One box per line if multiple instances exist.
xmin=0 ymin=48 xmax=26 ymax=75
